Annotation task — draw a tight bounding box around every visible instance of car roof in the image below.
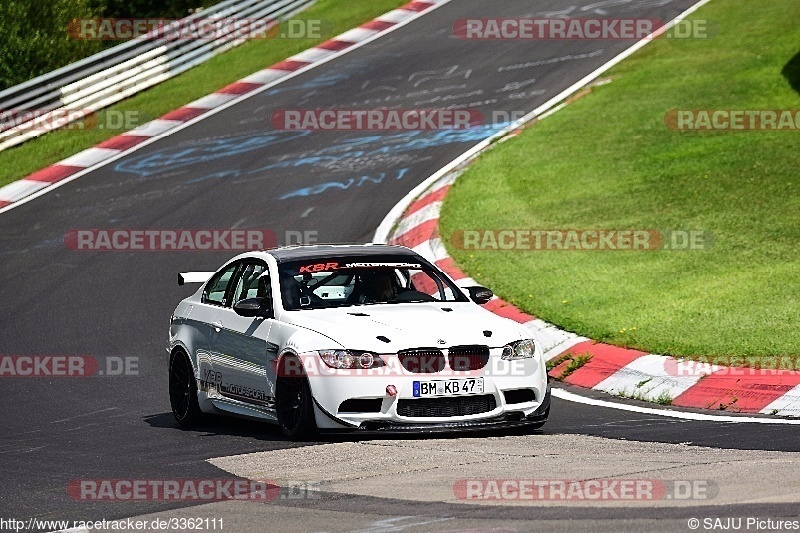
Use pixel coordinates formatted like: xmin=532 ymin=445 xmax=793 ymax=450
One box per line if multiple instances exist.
xmin=265 ymin=244 xmax=420 ymax=264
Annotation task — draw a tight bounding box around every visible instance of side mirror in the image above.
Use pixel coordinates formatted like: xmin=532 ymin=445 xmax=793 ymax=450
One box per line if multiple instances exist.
xmin=467 ymin=286 xmax=493 ymax=305
xmin=233 ymin=297 xmax=272 ymax=318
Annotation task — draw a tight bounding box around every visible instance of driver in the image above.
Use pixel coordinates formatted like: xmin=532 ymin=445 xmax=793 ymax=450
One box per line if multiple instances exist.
xmin=359 ymin=270 xmax=399 ymax=303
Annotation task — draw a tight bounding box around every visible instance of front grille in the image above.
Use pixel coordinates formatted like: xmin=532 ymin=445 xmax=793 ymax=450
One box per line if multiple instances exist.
xmin=339 ymin=398 xmax=383 ymax=413
xmin=397 ymin=394 xmax=497 ymax=417
xmin=397 ymin=348 xmax=445 ymax=373
xmin=448 ymin=345 xmax=490 ymax=371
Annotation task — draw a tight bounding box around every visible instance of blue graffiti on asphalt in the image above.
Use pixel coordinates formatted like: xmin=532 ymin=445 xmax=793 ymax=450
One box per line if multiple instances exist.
xmin=264 ymin=56 xmax=387 ymax=95
xmin=251 ymin=122 xmax=512 ymax=173
xmin=115 ymin=122 xmax=511 ymax=178
xmin=264 ymin=72 xmax=350 ymax=95
xmin=279 ymin=168 xmax=410 ymax=200
xmin=186 ymin=169 xmax=243 ymax=184
xmin=114 ymin=131 xmax=310 ymax=176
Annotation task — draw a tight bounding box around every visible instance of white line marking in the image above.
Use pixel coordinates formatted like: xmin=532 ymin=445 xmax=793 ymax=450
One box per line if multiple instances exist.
xmin=49 ymin=407 xmax=119 ymax=424
xmin=343 ymin=516 xmax=453 ymax=533
xmin=0 ymin=444 xmax=50 ymax=454
xmin=552 ymin=388 xmax=800 ymax=424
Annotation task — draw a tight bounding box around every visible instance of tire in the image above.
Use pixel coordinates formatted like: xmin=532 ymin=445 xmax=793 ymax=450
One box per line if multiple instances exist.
xmin=276 ymin=361 xmax=317 ymax=440
xmin=169 ymin=349 xmax=203 ymax=428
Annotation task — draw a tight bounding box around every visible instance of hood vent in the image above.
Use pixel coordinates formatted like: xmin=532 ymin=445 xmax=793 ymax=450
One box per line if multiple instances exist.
xmin=483 ymin=330 xmax=492 ymax=337
xmin=376 ymin=335 xmax=391 ymax=343
xmin=347 ymin=312 xmax=370 ymax=317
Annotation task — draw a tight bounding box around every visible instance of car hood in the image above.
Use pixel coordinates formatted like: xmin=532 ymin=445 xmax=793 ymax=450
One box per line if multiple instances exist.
xmin=279 ymin=302 xmax=530 ymax=352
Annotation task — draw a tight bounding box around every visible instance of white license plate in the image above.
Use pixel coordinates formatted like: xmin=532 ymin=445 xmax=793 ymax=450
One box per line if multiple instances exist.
xmin=412 ymin=378 xmax=484 ymax=397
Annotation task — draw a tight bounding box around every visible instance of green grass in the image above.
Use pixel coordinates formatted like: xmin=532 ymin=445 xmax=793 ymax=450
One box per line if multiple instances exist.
xmin=0 ymin=0 xmax=406 ymax=187
xmin=440 ymin=0 xmax=800 ymax=364
xmin=547 ymin=352 xmax=593 ymax=381
xmin=617 ymin=387 xmax=674 ymax=406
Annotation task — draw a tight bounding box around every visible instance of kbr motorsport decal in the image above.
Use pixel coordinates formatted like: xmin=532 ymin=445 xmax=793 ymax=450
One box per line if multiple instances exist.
xmin=298 ymin=261 xmax=422 ymax=273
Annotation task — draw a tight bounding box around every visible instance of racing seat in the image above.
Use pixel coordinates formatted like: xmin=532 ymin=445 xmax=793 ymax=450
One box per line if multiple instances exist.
xmin=279 ymin=273 xmax=302 ymax=310
xmin=345 ymin=274 xmax=366 ymax=305
xmin=239 ymin=271 xmax=261 ymax=300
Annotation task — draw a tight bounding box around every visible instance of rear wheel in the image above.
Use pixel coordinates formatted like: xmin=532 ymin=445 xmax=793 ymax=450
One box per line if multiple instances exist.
xmin=276 ymin=360 xmax=316 ymax=440
xmin=169 ymin=349 xmax=202 ymax=428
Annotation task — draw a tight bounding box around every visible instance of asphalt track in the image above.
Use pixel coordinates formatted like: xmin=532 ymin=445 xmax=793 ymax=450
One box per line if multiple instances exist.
xmin=1 ymin=0 xmax=797 ymax=530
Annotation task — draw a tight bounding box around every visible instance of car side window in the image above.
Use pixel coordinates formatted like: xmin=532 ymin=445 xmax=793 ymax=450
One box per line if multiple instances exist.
xmin=203 ymin=262 xmax=239 ymax=306
xmin=231 ymin=262 xmax=269 ymax=304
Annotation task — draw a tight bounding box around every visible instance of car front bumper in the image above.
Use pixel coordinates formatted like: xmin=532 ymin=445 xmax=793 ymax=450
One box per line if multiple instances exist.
xmin=318 ymin=387 xmax=550 ymax=434
xmin=306 ymin=357 xmax=550 ymax=431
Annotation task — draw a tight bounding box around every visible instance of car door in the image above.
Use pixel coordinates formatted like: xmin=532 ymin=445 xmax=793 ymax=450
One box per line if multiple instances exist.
xmin=211 ymin=260 xmax=275 ymax=408
xmin=192 ymin=261 xmax=240 ymax=389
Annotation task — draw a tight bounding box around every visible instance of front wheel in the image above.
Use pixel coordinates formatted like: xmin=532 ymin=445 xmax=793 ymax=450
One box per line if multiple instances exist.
xmin=276 ymin=365 xmax=317 ymax=440
xmin=169 ymin=349 xmax=203 ymax=428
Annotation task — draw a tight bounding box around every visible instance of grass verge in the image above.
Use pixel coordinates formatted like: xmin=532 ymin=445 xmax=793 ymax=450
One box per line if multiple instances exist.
xmin=0 ymin=0 xmax=407 ymax=188
xmin=440 ymin=0 xmax=800 ymax=364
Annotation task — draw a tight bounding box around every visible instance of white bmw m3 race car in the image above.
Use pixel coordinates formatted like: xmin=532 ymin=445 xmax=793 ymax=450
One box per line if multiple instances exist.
xmin=168 ymin=244 xmax=550 ymax=439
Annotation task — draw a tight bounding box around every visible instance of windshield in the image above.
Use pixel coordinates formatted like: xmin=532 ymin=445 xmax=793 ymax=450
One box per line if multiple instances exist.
xmin=277 ymin=255 xmax=469 ymax=310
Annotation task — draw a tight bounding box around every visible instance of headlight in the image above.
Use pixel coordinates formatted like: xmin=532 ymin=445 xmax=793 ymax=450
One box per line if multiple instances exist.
xmin=317 ymin=350 xmax=385 ymax=369
xmin=501 ymin=339 xmax=537 ymax=360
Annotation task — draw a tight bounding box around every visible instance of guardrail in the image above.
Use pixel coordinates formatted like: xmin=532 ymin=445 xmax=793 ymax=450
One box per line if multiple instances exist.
xmin=0 ymin=0 xmax=314 ymax=153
